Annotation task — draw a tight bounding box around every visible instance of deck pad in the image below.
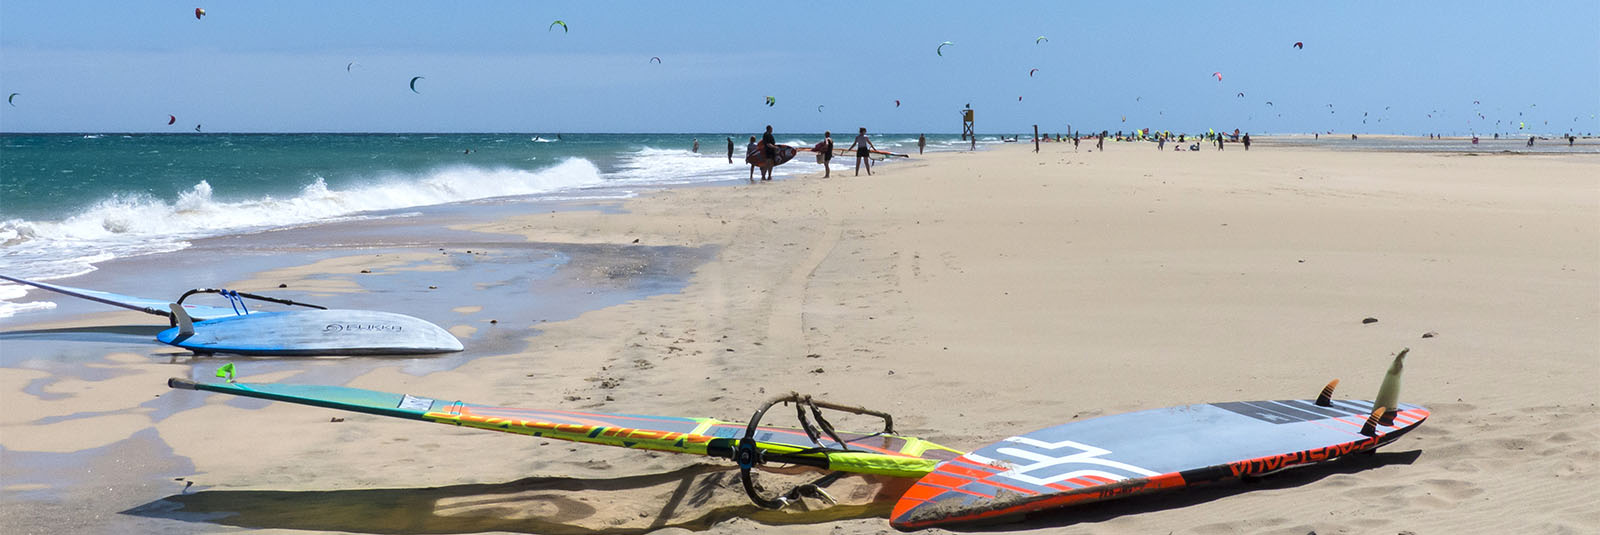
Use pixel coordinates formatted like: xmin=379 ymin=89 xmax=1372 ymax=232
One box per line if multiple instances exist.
xmin=890 ymin=399 xmax=1428 ymax=529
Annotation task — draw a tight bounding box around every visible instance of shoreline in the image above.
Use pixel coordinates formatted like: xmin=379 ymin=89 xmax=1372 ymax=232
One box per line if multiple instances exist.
xmin=4 ymin=142 xmax=1598 ymax=534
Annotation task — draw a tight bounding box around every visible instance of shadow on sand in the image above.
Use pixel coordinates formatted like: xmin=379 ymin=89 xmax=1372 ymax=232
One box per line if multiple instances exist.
xmin=122 ymin=450 xmax=1422 ymax=533
xmin=0 ymin=324 xmax=168 ymax=338
xmin=122 ymin=463 xmax=909 ymax=534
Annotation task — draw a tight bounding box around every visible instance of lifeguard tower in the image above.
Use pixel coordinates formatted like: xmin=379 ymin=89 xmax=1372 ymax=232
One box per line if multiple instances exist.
xmin=960 ymin=106 xmax=975 ymax=150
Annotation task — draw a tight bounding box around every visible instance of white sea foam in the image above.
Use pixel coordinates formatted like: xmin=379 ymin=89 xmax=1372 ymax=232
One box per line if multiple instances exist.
xmin=0 ymin=159 xmax=607 ymax=300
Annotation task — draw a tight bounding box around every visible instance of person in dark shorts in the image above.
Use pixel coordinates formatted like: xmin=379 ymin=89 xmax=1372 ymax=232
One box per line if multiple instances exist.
xmin=727 ymin=137 xmax=734 ymax=163
xmin=848 ymin=127 xmax=875 ymax=176
xmin=817 ymin=131 xmax=835 ymax=178
xmin=760 ymin=125 xmax=778 ymax=181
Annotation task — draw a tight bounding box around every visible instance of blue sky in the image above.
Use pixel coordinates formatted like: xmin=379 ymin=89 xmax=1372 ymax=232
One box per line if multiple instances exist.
xmin=2 ymin=1 xmax=1596 ymax=134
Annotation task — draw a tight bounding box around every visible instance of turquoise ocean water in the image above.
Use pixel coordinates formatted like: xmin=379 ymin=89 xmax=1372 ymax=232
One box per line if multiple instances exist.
xmin=0 ymin=132 xmax=988 ymax=316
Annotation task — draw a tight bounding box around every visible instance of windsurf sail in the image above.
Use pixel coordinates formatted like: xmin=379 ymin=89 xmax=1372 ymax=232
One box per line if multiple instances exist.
xmin=0 ymin=275 xmax=327 ymax=323
xmin=168 ymin=378 xmax=962 ymax=503
xmin=0 ymin=275 xmax=239 ymax=321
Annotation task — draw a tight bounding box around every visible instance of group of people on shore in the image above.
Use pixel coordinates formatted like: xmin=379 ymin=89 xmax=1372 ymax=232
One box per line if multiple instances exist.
xmin=730 ymin=126 xmax=895 ymax=181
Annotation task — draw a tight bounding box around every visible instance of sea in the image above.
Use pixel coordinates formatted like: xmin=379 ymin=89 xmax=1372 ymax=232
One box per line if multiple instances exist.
xmin=0 ymin=132 xmax=992 ymax=317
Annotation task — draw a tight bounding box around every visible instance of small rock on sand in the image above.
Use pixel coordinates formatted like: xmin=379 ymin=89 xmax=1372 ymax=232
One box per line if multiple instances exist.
xmin=1362 ymin=317 xmax=1379 ymax=324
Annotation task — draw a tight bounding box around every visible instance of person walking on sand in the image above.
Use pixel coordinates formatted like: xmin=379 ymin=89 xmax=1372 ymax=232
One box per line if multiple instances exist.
xmin=1095 ymin=133 xmax=1104 ymax=151
xmin=848 ymin=127 xmax=876 ymax=176
xmin=817 ymin=131 xmax=835 ymax=178
xmin=727 ymin=137 xmax=734 ymax=163
xmin=918 ymin=134 xmax=926 ymax=155
xmin=1242 ymin=133 xmax=1251 ymax=151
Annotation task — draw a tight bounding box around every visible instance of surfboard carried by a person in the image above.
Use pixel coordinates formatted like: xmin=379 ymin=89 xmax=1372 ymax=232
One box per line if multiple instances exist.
xmin=167 ymin=350 xmax=1426 ymax=528
xmin=745 ymin=144 xmax=797 ymax=168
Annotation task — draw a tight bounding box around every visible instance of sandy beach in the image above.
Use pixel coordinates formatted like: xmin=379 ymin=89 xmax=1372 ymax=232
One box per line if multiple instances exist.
xmin=3 ymin=141 xmax=1597 ymax=534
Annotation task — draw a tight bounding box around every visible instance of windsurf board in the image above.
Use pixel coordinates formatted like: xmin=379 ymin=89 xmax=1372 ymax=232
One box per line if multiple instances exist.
xmin=889 ymin=397 xmax=1428 ymax=529
xmin=157 ymin=309 xmax=463 ymax=356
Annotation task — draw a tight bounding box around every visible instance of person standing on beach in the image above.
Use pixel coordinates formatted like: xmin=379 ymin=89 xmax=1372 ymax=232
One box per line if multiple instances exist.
xmin=817 ymin=131 xmax=835 ymax=178
xmin=1095 ymin=133 xmax=1104 ymax=151
xmin=692 ymin=139 xmax=699 ymax=153
xmin=1242 ymin=133 xmax=1251 ymax=151
xmin=848 ymin=127 xmax=876 ymax=176
xmin=918 ymin=134 xmax=926 ymax=154
xmin=726 ymin=137 xmax=734 ymax=163
xmin=759 ymin=125 xmax=778 ymax=181
xmin=746 ymin=136 xmax=759 ymax=181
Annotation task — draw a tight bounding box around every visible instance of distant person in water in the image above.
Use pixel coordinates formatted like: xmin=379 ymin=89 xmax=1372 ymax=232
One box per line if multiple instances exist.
xmin=1569 ymin=134 xmax=1575 ymax=146
xmin=848 ymin=127 xmax=876 ymax=176
xmin=692 ymin=138 xmax=699 ymax=153
xmin=726 ymin=137 xmax=734 ymax=163
xmin=1242 ymin=133 xmax=1251 ymax=151
xmin=1527 ymin=136 xmax=1535 ymax=147
xmin=918 ymin=134 xmax=926 ymax=154
xmin=746 ymin=136 xmax=758 ymax=181
xmin=817 ymin=131 xmax=835 ymax=178
xmin=1352 ymin=134 xmax=1358 ymax=140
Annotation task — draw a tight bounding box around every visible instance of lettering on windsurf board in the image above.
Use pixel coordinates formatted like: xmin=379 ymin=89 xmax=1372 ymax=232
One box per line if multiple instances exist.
xmin=964 ymin=437 xmax=1159 ymax=489
xmin=323 ymin=323 xmax=404 ymax=333
xmin=1225 ymin=437 xmax=1379 ymax=477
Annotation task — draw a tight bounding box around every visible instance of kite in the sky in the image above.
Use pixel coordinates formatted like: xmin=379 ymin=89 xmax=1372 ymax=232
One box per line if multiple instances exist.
xmin=6 ymin=93 xmax=16 ymax=107
xmin=549 ymin=20 xmax=567 ymax=33
xmin=168 ymin=115 xmax=176 ymax=125
xmin=1237 ymin=92 xmax=1245 ymax=98
xmin=195 ymin=8 xmax=205 ymax=20
xmin=650 ymin=56 xmax=661 ymax=64
xmin=817 ymin=105 xmax=824 ymax=113
xmin=1018 ymin=96 xmax=1023 ymax=101
xmin=894 ymin=100 xmax=900 ymax=108
xmin=937 ymin=41 xmax=954 ymax=56
xmin=1036 ymin=36 xmax=1048 ymax=44
xmin=1293 ymin=41 xmax=1303 ymax=49
xmin=1212 ymin=72 xmax=1223 ymax=81
xmin=1029 ymin=68 xmax=1038 ymax=77
xmin=194 ymin=124 xmax=202 ymax=132
xmin=346 ymin=62 xmax=360 ymax=73
xmin=764 ymin=96 xmax=775 ymax=107
xmin=1265 ymin=101 xmax=1274 ymax=106
xmin=410 ymin=76 xmax=424 ymax=93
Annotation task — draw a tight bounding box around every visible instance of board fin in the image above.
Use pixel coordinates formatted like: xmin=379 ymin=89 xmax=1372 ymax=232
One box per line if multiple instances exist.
xmin=168 ymin=303 xmax=195 ymax=336
xmin=1315 ymin=379 xmax=1340 ymax=407
xmin=1360 ymin=407 xmax=1383 ymax=437
xmin=1373 ymin=348 xmax=1407 ymax=425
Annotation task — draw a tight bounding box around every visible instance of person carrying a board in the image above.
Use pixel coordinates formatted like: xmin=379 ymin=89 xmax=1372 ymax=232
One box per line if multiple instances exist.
xmin=759 ymin=125 xmax=778 ymax=181
xmin=816 ymin=131 xmax=835 ymax=178
xmin=849 ymin=127 xmax=876 ymax=176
